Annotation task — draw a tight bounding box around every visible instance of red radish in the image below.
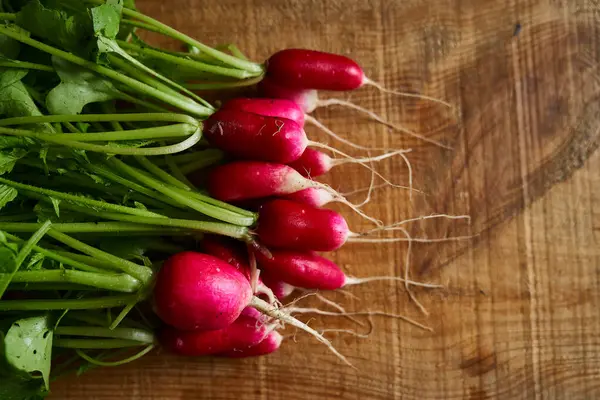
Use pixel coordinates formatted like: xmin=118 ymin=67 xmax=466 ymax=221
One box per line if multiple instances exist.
xmin=281 ymin=187 xmax=335 ymax=208
xmin=204 ymin=161 xmax=318 ymax=202
xmin=258 ymin=78 xmax=318 ymax=113
xmin=159 ymin=314 xmax=272 ymax=356
xmin=266 ymin=49 xmax=364 ymax=91
xmin=153 ymin=252 xmax=252 ymax=331
xmin=217 ymin=330 xmax=283 ymax=358
xmin=201 ymin=235 xmax=276 ymax=303
xmin=221 ymin=97 xmax=305 ymax=126
xmin=256 ymin=199 xmax=349 ymax=252
xmin=203 ymin=109 xmax=308 ymax=163
xmin=256 ymin=249 xmax=444 ymax=291
xmin=256 ymin=250 xmax=344 ymax=290
xmin=260 ymin=271 xmax=295 ymax=300
xmin=287 ymin=148 xmax=332 ymax=178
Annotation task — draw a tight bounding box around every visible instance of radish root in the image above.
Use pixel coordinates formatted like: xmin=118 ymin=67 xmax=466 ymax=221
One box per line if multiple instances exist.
xmin=363 ymin=77 xmax=454 ymax=109
xmin=250 ymin=296 xmax=354 ymax=367
xmin=316 ymin=98 xmax=451 ymax=149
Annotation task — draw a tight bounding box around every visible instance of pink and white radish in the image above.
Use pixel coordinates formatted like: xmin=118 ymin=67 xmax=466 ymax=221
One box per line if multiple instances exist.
xmin=259 ymin=271 xmax=295 ymax=300
xmin=221 ymin=97 xmax=305 ymax=126
xmin=255 ymin=249 xmax=442 ymax=291
xmin=216 ymin=330 xmax=283 ymax=358
xmin=202 ymin=109 xmax=307 ymax=164
xmin=159 ymin=314 xmax=273 ymax=356
xmin=153 ymin=252 xmax=351 ymax=363
xmin=201 ymin=235 xmax=275 ymax=302
xmin=153 ymin=252 xmax=253 ymax=331
xmin=205 ymin=162 xmax=380 ymax=225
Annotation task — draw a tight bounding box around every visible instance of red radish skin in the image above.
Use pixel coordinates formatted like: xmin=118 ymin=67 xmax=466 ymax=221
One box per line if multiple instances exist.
xmin=221 ymin=97 xmax=305 ymax=126
xmin=217 ymin=330 xmax=283 ymax=358
xmin=256 ymin=199 xmax=349 ymax=251
xmin=256 ymin=250 xmax=345 ymax=290
xmin=159 ymin=314 xmax=270 ymax=356
xmin=281 ymin=187 xmax=335 ymax=208
xmin=260 ymin=271 xmax=295 ymax=300
xmin=258 ymin=77 xmax=318 ymax=113
xmin=288 ymin=148 xmax=332 ymax=178
xmin=203 ymin=109 xmax=308 ymax=163
xmin=153 ymin=252 xmax=252 ymax=331
xmin=205 ymin=161 xmax=316 ymax=202
xmin=266 ymin=49 xmax=364 ymax=91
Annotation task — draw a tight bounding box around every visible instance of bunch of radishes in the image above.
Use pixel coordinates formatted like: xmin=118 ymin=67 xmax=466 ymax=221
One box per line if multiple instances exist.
xmin=152 ymin=49 xmax=421 ymax=363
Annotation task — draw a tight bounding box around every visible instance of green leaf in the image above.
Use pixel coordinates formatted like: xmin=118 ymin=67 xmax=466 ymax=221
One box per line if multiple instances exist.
xmin=0 ymin=245 xmax=18 ymax=298
xmin=91 ymin=0 xmax=122 ymax=40
xmin=49 ymin=196 xmax=60 ymax=217
xmin=3 ymin=315 xmax=53 ymax=390
xmin=0 ymin=184 xmax=18 ymax=210
xmin=0 ymin=68 xmax=52 ymax=132
xmin=46 ymin=57 xmax=121 ymax=115
xmin=25 ymin=252 xmax=45 ymax=271
xmin=16 ymin=0 xmax=94 ymax=59
xmin=0 ymin=33 xmax=20 ymax=59
xmin=97 ymin=236 xmax=147 ymax=260
xmin=0 ymin=148 xmax=27 ymax=175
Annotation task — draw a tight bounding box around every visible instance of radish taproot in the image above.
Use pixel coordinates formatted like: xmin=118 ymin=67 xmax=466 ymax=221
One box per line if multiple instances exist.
xmin=153 ymin=252 xmax=252 ymax=331
xmin=221 ymin=97 xmax=305 ymax=126
xmin=159 ymin=314 xmax=273 ymax=356
xmin=217 ymin=330 xmax=283 ymax=358
xmin=255 ymin=249 xmax=443 ymax=291
xmin=256 ymin=199 xmax=349 ymax=252
xmin=203 ymin=109 xmax=308 ymax=163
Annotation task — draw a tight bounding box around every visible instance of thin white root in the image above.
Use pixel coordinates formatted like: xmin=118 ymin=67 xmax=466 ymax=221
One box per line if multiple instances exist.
xmin=250 ymin=297 xmax=354 ymax=367
xmin=362 ymin=213 xmax=472 ymax=235
xmin=363 ymin=77 xmax=454 ymax=109
xmin=346 ymin=235 xmax=476 ymax=243
xmin=255 ymin=283 xmax=278 ymax=306
xmin=285 ymin=307 xmax=433 ymax=332
xmin=342 ymin=183 xmax=389 ymax=197
xmin=308 ymin=140 xmax=415 ymax=195
xmin=319 ymin=328 xmax=371 ymax=339
xmin=303 ymin=291 xmax=366 ymax=327
xmin=316 ymin=98 xmax=452 ymax=149
xmin=305 ymin=115 xmax=397 ymax=152
xmin=395 ymin=226 xmax=429 ymax=317
xmin=344 ymin=276 xmax=443 ymax=289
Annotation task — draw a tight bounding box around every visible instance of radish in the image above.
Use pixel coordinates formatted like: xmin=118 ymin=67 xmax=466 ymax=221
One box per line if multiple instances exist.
xmin=153 ymin=251 xmax=352 ymax=364
xmin=259 ymin=271 xmax=295 ymax=300
xmin=221 ymin=97 xmax=305 ymax=126
xmin=201 ymin=235 xmax=275 ymax=303
xmin=255 ymin=249 xmax=443 ymax=291
xmin=204 ymin=161 xmax=381 ymax=225
xmin=259 ymin=75 xmax=452 ymax=149
xmin=281 ymin=187 xmax=335 ymax=208
xmin=203 ymin=109 xmax=308 ymax=163
xmin=153 ymin=252 xmax=252 ymax=331
xmin=217 ymin=330 xmax=283 ymax=358
xmin=255 ymin=199 xmax=349 ymax=252
xmin=159 ymin=314 xmax=272 ymax=356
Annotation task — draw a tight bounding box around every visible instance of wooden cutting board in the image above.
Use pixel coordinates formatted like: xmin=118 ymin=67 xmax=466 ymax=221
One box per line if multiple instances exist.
xmin=50 ymin=0 xmax=600 ymax=398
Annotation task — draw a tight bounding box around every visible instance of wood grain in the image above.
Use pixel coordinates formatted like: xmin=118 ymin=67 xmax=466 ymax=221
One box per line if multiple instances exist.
xmin=50 ymin=0 xmax=600 ymax=399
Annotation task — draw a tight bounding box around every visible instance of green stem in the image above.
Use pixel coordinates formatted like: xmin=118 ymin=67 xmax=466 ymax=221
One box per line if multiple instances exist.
xmin=76 ymin=344 xmax=155 ymax=367
xmin=0 ymin=112 xmax=198 ymax=126
xmin=54 ymin=338 xmax=146 ymax=349
xmin=0 ymin=60 xmax=53 ymax=72
xmin=47 ymin=230 xmax=153 ymax=283
xmin=4 ymin=232 xmax=105 ymax=273
xmin=8 ymin=283 xmax=97 ymax=291
xmin=105 ymin=41 xmax=214 ymax=109
xmin=178 ymin=149 xmax=225 ymax=174
xmin=55 ymin=326 xmax=154 ymax=344
xmin=117 ymin=39 xmax=255 ymax=80
xmin=50 ymin=123 xmax=196 ymax=142
xmin=11 ymin=270 xmax=141 ymax=293
xmin=15 ymin=220 xmax=53 ymax=267
xmin=0 ymin=176 xmax=166 ymax=219
xmin=0 ymin=25 xmax=213 ymax=117
xmin=0 ymin=222 xmax=187 ymax=235
xmin=0 ymin=12 xmax=16 ymax=20
xmin=110 ymin=158 xmax=256 ymax=226
xmin=135 ymin=156 xmax=191 ymax=190
xmin=0 ymin=294 xmax=138 ymax=311
xmin=164 ymin=154 xmax=195 ymax=188
xmin=116 ymin=7 xmax=263 ymax=74
xmin=184 ymin=75 xmax=264 ymax=91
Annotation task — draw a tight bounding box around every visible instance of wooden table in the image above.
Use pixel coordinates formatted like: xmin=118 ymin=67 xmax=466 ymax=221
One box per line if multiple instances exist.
xmin=51 ymin=0 xmax=600 ymax=398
